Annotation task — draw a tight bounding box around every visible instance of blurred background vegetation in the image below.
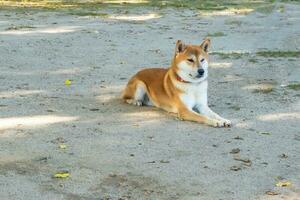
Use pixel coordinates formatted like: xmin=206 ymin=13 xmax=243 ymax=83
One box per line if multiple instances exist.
xmin=0 ymin=0 xmax=298 ymax=11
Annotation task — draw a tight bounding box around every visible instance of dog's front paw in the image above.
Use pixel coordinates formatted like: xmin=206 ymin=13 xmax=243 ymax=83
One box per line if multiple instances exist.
xmin=221 ymin=118 xmax=231 ymax=127
xmin=218 ymin=118 xmax=231 ymax=128
xmin=126 ymin=99 xmax=142 ymax=106
xmin=209 ymin=118 xmax=231 ymax=128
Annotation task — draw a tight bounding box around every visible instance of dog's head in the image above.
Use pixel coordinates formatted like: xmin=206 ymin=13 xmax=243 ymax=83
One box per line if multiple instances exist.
xmin=172 ymin=38 xmax=211 ymax=83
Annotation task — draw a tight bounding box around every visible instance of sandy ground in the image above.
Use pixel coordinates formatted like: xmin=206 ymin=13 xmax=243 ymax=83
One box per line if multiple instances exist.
xmin=0 ymin=3 xmax=300 ymax=200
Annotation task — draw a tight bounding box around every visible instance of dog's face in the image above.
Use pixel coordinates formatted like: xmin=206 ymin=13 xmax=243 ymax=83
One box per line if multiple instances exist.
xmin=173 ymin=38 xmax=211 ymax=83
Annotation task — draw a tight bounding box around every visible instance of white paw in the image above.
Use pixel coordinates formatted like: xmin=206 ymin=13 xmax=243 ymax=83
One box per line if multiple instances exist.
xmin=217 ymin=118 xmax=231 ymax=128
xmin=126 ymin=99 xmax=142 ymax=106
xmin=210 ymin=118 xmax=231 ymax=128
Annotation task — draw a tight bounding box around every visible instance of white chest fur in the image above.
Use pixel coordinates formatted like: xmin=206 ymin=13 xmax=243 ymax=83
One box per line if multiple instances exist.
xmin=177 ymin=80 xmax=208 ymax=110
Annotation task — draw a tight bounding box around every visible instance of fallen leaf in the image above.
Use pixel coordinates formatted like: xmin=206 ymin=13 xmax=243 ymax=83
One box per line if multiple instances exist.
xmin=59 ymin=144 xmax=67 ymax=149
xmin=65 ymin=79 xmax=72 ymax=86
xmin=265 ymin=190 xmax=279 ymax=195
xmin=53 ymin=171 xmax=70 ymax=178
xmin=276 ymin=181 xmax=291 ymax=187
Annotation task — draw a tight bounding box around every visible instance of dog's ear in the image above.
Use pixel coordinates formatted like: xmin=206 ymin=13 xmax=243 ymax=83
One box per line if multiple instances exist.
xmin=200 ymin=37 xmax=211 ymax=52
xmin=175 ymin=40 xmax=186 ymax=54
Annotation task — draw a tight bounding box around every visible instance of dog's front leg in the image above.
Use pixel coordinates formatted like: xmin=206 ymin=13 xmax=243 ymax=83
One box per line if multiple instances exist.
xmin=197 ymin=105 xmax=231 ymax=127
xmin=178 ymin=107 xmax=226 ymax=127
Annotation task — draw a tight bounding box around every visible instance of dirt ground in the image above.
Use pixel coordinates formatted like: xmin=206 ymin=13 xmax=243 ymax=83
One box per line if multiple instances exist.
xmin=0 ymin=2 xmax=300 ymax=200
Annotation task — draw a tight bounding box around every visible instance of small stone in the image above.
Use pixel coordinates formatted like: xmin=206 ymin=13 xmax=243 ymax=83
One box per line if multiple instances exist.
xmin=279 ymin=154 xmax=288 ymax=159
xmin=230 ymin=166 xmax=241 ymax=171
xmin=230 ymin=148 xmax=240 ymax=154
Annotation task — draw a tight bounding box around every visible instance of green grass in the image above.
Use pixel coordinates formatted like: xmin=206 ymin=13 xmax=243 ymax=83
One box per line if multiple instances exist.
xmin=211 ymin=52 xmax=250 ymax=59
xmin=260 ymin=132 xmax=271 ymax=135
xmin=5 ymin=25 xmax=36 ymax=30
xmin=277 ymin=5 xmax=285 ymax=13
xmin=287 ymin=83 xmax=300 ymax=90
xmin=251 ymin=82 xmax=277 ymax=94
xmin=225 ymin=20 xmax=242 ymax=26
xmin=148 ymin=0 xmax=276 ymax=11
xmin=206 ymin=32 xmax=226 ymax=37
xmin=248 ymin=58 xmax=258 ymax=63
xmin=211 ymin=50 xmax=300 ymax=60
xmin=255 ymin=4 xmax=275 ymax=13
xmin=70 ymin=12 xmax=109 ymax=17
xmin=256 ymin=51 xmax=300 ymax=58
xmin=0 ymin=0 xmax=279 ymax=12
xmin=252 ymin=87 xmax=274 ymax=94
xmin=229 ymin=105 xmax=241 ymax=111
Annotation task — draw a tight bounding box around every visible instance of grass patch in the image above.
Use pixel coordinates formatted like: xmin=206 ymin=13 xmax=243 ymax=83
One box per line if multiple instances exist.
xmin=256 ymin=51 xmax=300 ymax=58
xmin=277 ymin=5 xmax=285 ymax=13
xmin=211 ymin=50 xmax=300 ymax=60
xmin=206 ymin=32 xmax=226 ymax=37
xmin=248 ymin=58 xmax=258 ymax=63
xmin=225 ymin=20 xmax=242 ymax=26
xmin=287 ymin=83 xmax=300 ymax=90
xmin=211 ymin=52 xmax=249 ymax=59
xmin=5 ymin=25 xmax=36 ymax=30
xmin=0 ymin=0 xmax=278 ymax=12
xmin=229 ymin=105 xmax=241 ymax=111
xmin=252 ymin=81 xmax=277 ymax=94
xmin=149 ymin=0 xmax=275 ymax=11
xmin=255 ymin=4 xmax=275 ymax=13
xmin=70 ymin=12 xmax=109 ymax=17
xmin=260 ymin=132 xmax=271 ymax=135
xmin=252 ymin=87 xmax=274 ymax=94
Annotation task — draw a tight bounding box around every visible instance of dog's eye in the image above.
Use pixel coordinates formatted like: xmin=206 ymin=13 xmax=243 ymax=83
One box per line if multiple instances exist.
xmin=187 ymin=59 xmax=194 ymax=63
xmin=200 ymin=58 xmax=205 ymax=62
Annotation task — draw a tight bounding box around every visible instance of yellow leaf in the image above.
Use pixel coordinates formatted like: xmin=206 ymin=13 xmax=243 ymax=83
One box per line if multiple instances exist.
xmin=65 ymin=79 xmax=71 ymax=86
xmin=54 ymin=171 xmax=70 ymax=178
xmin=276 ymin=181 xmax=291 ymax=187
xmin=59 ymin=144 xmax=67 ymax=149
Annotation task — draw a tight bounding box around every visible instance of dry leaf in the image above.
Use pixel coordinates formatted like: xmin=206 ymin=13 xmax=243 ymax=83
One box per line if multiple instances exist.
xmin=233 ymin=156 xmax=252 ymax=167
xmin=265 ymin=190 xmax=279 ymax=195
xmin=276 ymin=181 xmax=291 ymax=187
xmin=59 ymin=144 xmax=67 ymax=149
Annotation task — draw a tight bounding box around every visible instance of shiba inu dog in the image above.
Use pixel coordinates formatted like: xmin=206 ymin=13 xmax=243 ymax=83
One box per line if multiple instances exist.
xmin=122 ymin=38 xmax=231 ymax=127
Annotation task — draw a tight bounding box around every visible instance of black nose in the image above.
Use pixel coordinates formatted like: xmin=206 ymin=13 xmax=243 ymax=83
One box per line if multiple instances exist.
xmin=198 ymin=69 xmax=204 ymax=76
